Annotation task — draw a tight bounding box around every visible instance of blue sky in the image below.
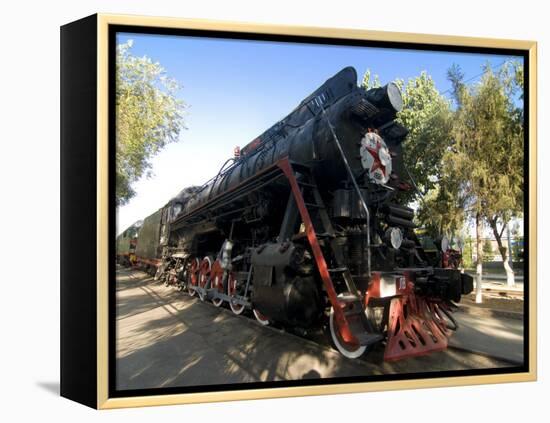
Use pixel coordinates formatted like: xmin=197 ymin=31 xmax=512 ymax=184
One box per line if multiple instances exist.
xmin=116 ymin=32 xmax=523 ymax=234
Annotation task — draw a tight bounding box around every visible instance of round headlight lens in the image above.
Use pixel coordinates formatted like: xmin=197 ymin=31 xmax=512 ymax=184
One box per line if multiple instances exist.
xmin=387 ymin=82 xmax=403 ymax=112
xmin=387 ymin=227 xmax=403 ymax=249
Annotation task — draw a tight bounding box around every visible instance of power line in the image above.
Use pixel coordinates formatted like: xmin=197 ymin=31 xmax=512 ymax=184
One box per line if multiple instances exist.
xmin=439 ymin=60 xmax=509 ymax=98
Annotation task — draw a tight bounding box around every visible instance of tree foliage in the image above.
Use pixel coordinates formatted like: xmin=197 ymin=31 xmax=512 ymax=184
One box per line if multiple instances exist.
xmin=361 ymin=69 xmax=381 ymax=90
xmin=397 ymin=72 xmax=453 ymax=194
xmin=462 ymin=236 xmax=474 ymax=268
xmin=445 ymin=62 xmax=524 ymax=239
xmin=116 ymin=40 xmax=187 ymax=206
xmin=362 ymin=69 xmax=460 ymax=237
xmin=396 ymin=73 xmax=464 ymax=237
xmin=483 ymin=238 xmax=494 ymax=260
xmin=444 ymin=62 xmax=523 ymax=285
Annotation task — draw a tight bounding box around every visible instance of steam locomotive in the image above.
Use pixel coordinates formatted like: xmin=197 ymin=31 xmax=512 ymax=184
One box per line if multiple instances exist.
xmin=117 ymin=67 xmax=473 ymax=361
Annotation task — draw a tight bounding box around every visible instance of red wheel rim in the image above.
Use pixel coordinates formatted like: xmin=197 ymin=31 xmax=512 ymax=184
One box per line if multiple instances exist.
xmin=227 ymin=272 xmax=245 ymax=315
xmin=187 ymin=257 xmax=200 ymax=296
xmin=198 ymin=256 xmax=212 ymax=301
xmin=253 ymin=308 xmax=270 ymax=325
xmin=210 ymin=259 xmax=224 ymax=307
xmin=198 ymin=257 xmax=212 ymax=288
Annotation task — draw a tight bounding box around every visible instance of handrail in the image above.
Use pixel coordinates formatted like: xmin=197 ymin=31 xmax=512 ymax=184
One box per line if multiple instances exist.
xmin=321 ymin=108 xmax=371 ymax=277
xmin=194 ymin=157 xmax=237 ymax=196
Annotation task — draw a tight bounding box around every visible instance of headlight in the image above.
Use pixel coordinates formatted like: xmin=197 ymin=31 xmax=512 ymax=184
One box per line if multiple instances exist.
xmin=387 ymin=82 xmax=403 ymax=112
xmin=364 ymin=82 xmax=403 ymax=113
xmin=386 ymin=227 xmax=403 ymax=249
xmin=441 ymin=236 xmax=449 ymax=252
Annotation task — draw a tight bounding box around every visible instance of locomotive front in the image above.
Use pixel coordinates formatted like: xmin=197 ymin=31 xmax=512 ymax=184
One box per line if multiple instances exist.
xmin=155 ymin=66 xmax=473 ymax=361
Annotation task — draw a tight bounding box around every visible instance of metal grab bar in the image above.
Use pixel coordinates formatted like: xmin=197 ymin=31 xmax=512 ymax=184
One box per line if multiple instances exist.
xmin=321 ymin=108 xmax=371 ymax=277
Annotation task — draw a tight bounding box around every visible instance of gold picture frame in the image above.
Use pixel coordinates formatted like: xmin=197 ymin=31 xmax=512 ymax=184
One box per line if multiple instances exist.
xmin=61 ymin=13 xmax=537 ymax=409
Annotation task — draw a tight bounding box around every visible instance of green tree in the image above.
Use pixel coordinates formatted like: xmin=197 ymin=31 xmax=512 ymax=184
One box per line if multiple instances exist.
xmin=414 ymin=163 xmax=466 ymax=239
xmin=511 ymin=237 xmax=524 ymax=262
xmin=361 ymin=69 xmax=381 ymax=90
xmin=445 ymin=61 xmax=524 ymax=289
xmin=510 ymin=224 xmax=523 ymax=262
xmin=116 ymin=40 xmax=187 ymax=206
xmin=483 ymin=239 xmax=494 ymax=261
xmin=397 ymin=72 xmax=454 ymax=201
xmin=462 ymin=235 xmax=474 ymax=269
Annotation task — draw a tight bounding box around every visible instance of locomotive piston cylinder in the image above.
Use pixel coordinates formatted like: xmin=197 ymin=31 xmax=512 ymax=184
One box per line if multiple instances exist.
xmin=250 ymin=243 xmax=321 ymax=327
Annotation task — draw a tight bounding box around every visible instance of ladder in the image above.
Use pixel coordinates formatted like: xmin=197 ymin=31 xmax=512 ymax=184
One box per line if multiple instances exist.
xmin=277 ymin=158 xmax=382 ymax=347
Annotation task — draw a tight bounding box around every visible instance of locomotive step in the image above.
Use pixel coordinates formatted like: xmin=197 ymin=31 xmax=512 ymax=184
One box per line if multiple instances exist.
xmin=342 ymin=306 xmax=384 ymax=346
xmin=297 ymin=181 xmax=317 ymax=188
xmin=316 ymin=232 xmax=335 ymax=239
xmin=304 ymin=202 xmax=325 ymax=209
xmin=328 ymin=267 xmax=348 ymax=273
xmin=336 ymin=293 xmax=360 ymax=303
xmin=354 ymin=331 xmax=384 ymax=347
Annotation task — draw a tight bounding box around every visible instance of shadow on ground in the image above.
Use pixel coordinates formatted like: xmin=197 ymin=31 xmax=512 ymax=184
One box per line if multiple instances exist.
xmin=115 ymin=268 xmax=515 ymax=391
xmin=36 ymin=381 xmax=59 ymax=396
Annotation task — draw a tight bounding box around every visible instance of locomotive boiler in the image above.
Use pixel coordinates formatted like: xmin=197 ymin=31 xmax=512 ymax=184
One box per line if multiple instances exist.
xmin=124 ymin=66 xmax=473 ymax=360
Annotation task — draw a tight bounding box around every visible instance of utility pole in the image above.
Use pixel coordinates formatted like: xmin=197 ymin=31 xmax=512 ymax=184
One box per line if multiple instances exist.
xmin=475 ymin=213 xmax=483 ymax=303
xmin=506 ymin=222 xmax=515 ymax=287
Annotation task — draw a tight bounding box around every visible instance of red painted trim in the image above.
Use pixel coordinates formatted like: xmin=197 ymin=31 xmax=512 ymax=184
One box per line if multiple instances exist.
xmin=198 ymin=256 xmax=213 ymax=288
xmin=241 ymin=138 xmax=261 ymax=155
xmin=364 ymin=272 xmax=381 ymax=306
xmin=384 ymin=294 xmax=451 ymax=361
xmin=188 ymin=257 xmax=200 ymax=287
xmin=210 ymin=259 xmax=225 ymax=293
xmin=277 ymin=157 xmax=358 ymax=345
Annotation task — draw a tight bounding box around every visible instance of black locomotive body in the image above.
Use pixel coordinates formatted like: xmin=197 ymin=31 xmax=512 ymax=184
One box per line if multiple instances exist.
xmin=120 ymin=67 xmax=473 ymax=360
